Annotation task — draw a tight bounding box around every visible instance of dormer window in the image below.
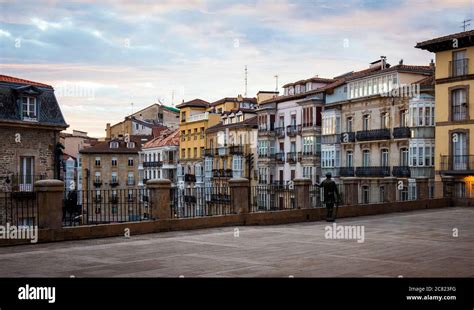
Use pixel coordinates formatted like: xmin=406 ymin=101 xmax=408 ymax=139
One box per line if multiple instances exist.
xmin=22 ymin=96 xmax=37 ymax=121
xmin=110 ymin=141 xmax=119 ymax=148
xmin=127 ymin=142 xmax=135 ymax=148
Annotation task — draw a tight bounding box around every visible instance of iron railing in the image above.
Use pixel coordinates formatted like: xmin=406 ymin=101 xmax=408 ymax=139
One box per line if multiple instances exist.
xmin=170 ymin=186 xmax=232 ymax=218
xmin=440 ymin=155 xmax=474 ymax=172
xmin=0 ymin=191 xmax=38 ymax=227
xmin=143 ymin=161 xmax=163 ymax=168
xmin=339 ymin=167 xmax=355 ymax=177
xmin=393 ymin=127 xmax=411 ymax=139
xmin=356 ymin=129 xmax=391 ymax=141
xmin=286 ymin=125 xmax=301 ymax=137
xmin=2 ymin=174 xmax=47 ymax=192
xmin=250 ymin=184 xmax=296 ymax=212
xmin=392 ymin=166 xmax=411 ymax=177
xmin=275 ymin=127 xmax=285 ymax=138
xmin=275 ymin=152 xmax=285 ymax=163
xmin=355 ymin=166 xmax=391 ymax=177
xmin=286 ymin=152 xmax=299 ymax=164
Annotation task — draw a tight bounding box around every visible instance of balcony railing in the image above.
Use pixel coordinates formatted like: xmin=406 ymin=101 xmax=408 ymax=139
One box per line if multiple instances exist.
xmin=275 ymin=152 xmax=285 ymax=163
xmin=392 ymin=166 xmax=411 ymax=177
xmin=301 ymin=150 xmax=320 ymax=157
xmin=275 ymin=127 xmax=285 ymax=138
xmin=93 ymin=181 xmax=103 ymax=187
xmin=110 ymin=180 xmax=119 ymax=187
xmin=452 ymin=105 xmax=468 ymax=121
xmin=229 ymin=145 xmax=244 ymax=155
xmin=440 ymin=155 xmax=474 ymax=172
xmin=203 ymin=148 xmax=214 ymax=157
xmin=216 ymin=146 xmax=229 ymax=157
xmin=188 ymin=112 xmax=209 ymax=122
xmin=356 ymin=129 xmax=391 ymax=141
xmin=393 ymin=127 xmax=411 ymax=139
xmin=339 ymin=167 xmax=355 ymax=177
xmin=212 ymin=169 xmax=233 ymax=178
xmin=184 ymin=174 xmax=196 ymax=182
xmin=450 ymin=58 xmax=469 ymax=77
xmin=286 ymin=125 xmax=301 ymax=137
xmin=355 ymin=166 xmax=390 ymax=177
xmin=143 ymin=161 xmax=163 ymax=168
xmin=286 ymin=152 xmax=299 ymax=164
xmin=340 ymin=132 xmax=355 ymax=143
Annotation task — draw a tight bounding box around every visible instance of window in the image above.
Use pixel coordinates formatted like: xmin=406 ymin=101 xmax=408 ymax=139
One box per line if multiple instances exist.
xmin=381 ymin=149 xmax=389 ymax=167
xmin=362 ymin=150 xmax=370 ymax=167
xmin=379 ymin=186 xmax=385 ymax=202
xmin=363 ymin=115 xmax=370 ymax=131
xmin=181 ymin=130 xmax=186 ymax=141
xmin=452 ymin=50 xmax=467 ymax=76
xmin=193 ymin=147 xmax=197 ymax=158
xmin=400 ymin=110 xmax=409 ymax=127
xmin=279 ymin=115 xmax=285 ymax=128
xmin=200 ymin=127 xmax=205 ymax=139
xmin=346 ymin=117 xmax=353 ymax=132
xmin=111 ymin=157 xmax=117 ymax=166
xmin=128 ymin=157 xmax=134 ymax=166
xmin=127 ymin=142 xmax=135 ymax=148
xmin=408 ymin=182 xmax=417 ymax=200
xmin=258 ymin=140 xmax=268 ymax=156
xmin=94 ymin=172 xmax=101 ymax=183
xmin=409 ymin=140 xmax=435 ymax=167
xmin=19 ymin=157 xmax=34 ymax=192
xmin=181 ymin=111 xmax=186 ymax=122
xmin=303 ymin=166 xmax=313 ymax=180
xmin=381 ymin=112 xmax=389 ymax=129
xmin=346 ymin=151 xmax=353 ymax=167
xmin=181 ymin=148 xmax=185 ymax=159
xmin=22 ymin=96 xmax=37 ymax=120
xmin=110 ymin=142 xmax=119 ymax=148
xmin=451 ymin=88 xmax=467 ymax=121
xmin=95 ymin=157 xmax=101 ymax=166
xmin=232 ymin=155 xmax=243 ymax=178
xmin=321 ymin=146 xmax=340 ymax=168
xmin=322 ymin=110 xmax=341 ymax=135
xmin=111 ymin=172 xmax=118 ymax=183
xmin=362 ymin=186 xmax=370 ymax=204
xmin=127 ymin=172 xmax=134 ymax=185
xmin=303 ymin=137 xmax=314 ymax=155
xmin=194 ymin=128 xmax=198 ymax=140
xmin=135 ymin=123 xmax=139 ymax=130
xmin=400 ymin=148 xmax=409 ymax=166
xmin=187 ymin=148 xmax=191 ymax=158
xmin=452 ymin=132 xmax=467 ymax=170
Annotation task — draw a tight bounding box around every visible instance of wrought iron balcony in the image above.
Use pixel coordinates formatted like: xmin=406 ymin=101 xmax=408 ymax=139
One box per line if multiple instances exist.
xmin=286 ymin=152 xmax=299 ymax=164
xmin=275 ymin=152 xmax=285 ymax=163
xmin=450 ymin=58 xmax=469 ymax=77
xmin=340 ymin=132 xmax=355 ymax=143
xmin=286 ymin=125 xmax=301 ymax=137
xmin=93 ymin=180 xmax=102 ymax=187
xmin=440 ymin=155 xmax=474 ymax=173
xmin=229 ymin=145 xmax=244 ymax=155
xmin=301 ymin=150 xmax=320 ymax=158
xmin=275 ymin=127 xmax=285 ymax=138
xmin=393 ymin=127 xmax=411 ymax=139
xmin=143 ymin=161 xmax=163 ymax=168
xmin=339 ymin=167 xmax=355 ymax=177
xmin=184 ymin=174 xmax=196 ymax=182
xmin=110 ymin=180 xmax=119 ymax=187
xmin=355 ymin=166 xmax=391 ymax=177
xmin=356 ymin=129 xmax=391 ymax=141
xmin=203 ymin=149 xmax=214 ymax=157
xmin=213 ymin=169 xmax=233 ymax=178
xmin=392 ymin=166 xmax=411 ymax=177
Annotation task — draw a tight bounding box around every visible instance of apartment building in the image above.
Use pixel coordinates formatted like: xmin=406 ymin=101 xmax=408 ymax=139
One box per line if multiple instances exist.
xmin=176 ymin=99 xmax=220 ymax=186
xmin=139 ymin=129 xmax=179 ymax=185
xmin=322 ymin=59 xmax=435 ymax=204
xmin=204 ymin=108 xmax=258 ymax=187
xmin=256 ymin=77 xmax=333 ymax=185
xmin=416 ymin=30 xmax=474 ymax=197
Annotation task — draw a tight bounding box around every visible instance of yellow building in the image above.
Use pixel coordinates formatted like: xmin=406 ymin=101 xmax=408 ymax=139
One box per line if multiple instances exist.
xmin=416 ymin=30 xmax=474 ymax=197
xmin=176 ymin=99 xmax=221 ymax=183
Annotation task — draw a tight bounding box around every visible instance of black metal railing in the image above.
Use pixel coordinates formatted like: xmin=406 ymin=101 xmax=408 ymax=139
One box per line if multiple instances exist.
xmin=204 ymin=149 xmax=214 ymax=157
xmin=63 ymin=188 xmax=150 ymax=226
xmin=393 ymin=127 xmax=411 ymax=139
xmin=392 ymin=166 xmax=411 ymax=177
xmin=286 ymin=152 xmax=298 ymax=164
xmin=356 ymin=129 xmax=391 ymax=141
xmin=450 ymin=58 xmax=469 ymax=77
xmin=2 ymin=174 xmax=47 ymax=192
xmin=309 ymin=185 xmax=322 ymax=208
xmin=440 ymin=155 xmax=474 ymax=172
xmin=286 ymin=125 xmax=301 ymax=137
xmin=212 ymin=169 xmax=233 ymax=178
xmin=340 ymin=132 xmax=355 ymax=143
xmin=275 ymin=127 xmax=285 ymax=138
xmin=143 ymin=161 xmax=163 ymax=168
xmin=339 ymin=167 xmax=355 ymax=177
xmin=184 ymin=174 xmax=196 ymax=182
xmin=170 ymin=186 xmax=232 ymax=218
xmin=0 ymin=191 xmax=38 ymax=227
xmin=250 ymin=184 xmax=296 ymax=212
xmin=275 ymin=152 xmax=285 ymax=163
xmin=93 ymin=180 xmax=102 ymax=187
xmin=355 ymin=166 xmax=391 ymax=177
xmin=229 ymin=145 xmax=244 ymax=155
xmin=110 ymin=180 xmax=119 ymax=187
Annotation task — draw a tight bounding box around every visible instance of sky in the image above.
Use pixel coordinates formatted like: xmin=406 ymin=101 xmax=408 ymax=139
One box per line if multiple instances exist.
xmin=1 ymin=0 xmax=473 ymax=137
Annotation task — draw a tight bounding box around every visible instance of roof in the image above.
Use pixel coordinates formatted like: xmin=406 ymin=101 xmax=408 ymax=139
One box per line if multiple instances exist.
xmin=176 ymin=98 xmax=209 ymax=108
xmin=162 ymin=105 xmax=179 ymax=113
xmin=209 ymin=97 xmax=257 ymax=107
xmin=151 ymin=124 xmax=169 ymax=138
xmin=0 ymin=74 xmax=52 ymax=88
xmin=221 ymin=108 xmax=257 ymax=116
xmin=80 ymin=136 xmax=145 ymax=154
xmin=206 ymin=116 xmax=257 ymax=133
xmin=143 ymin=129 xmax=179 ymax=149
xmin=282 ymin=76 xmax=335 ymax=88
xmin=415 ymin=30 xmax=474 ymax=52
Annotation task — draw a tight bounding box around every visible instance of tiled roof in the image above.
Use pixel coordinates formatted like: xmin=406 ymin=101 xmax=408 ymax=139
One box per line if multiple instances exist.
xmin=282 ymin=76 xmax=334 ymax=88
xmin=206 ymin=116 xmax=257 ymax=133
xmin=151 ymin=124 xmax=169 ymax=138
xmin=176 ymin=98 xmax=209 ymax=108
xmin=221 ymin=108 xmax=257 ymax=116
xmin=143 ymin=129 xmax=179 ymax=149
xmin=0 ymin=74 xmax=52 ymax=88
xmin=415 ymin=30 xmax=474 ymax=50
xmin=162 ymin=105 xmax=179 ymax=113
xmin=80 ymin=136 xmax=146 ymax=154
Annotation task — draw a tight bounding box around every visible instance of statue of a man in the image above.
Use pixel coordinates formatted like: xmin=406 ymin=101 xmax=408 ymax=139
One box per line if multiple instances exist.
xmin=316 ymin=172 xmax=340 ymax=222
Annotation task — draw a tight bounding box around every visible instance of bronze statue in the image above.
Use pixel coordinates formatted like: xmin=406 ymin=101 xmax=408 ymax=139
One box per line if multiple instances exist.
xmin=316 ymin=172 xmax=340 ymax=222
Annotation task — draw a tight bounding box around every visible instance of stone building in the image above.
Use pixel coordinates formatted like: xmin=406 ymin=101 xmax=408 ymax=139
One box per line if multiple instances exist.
xmin=0 ymin=74 xmax=68 ymax=192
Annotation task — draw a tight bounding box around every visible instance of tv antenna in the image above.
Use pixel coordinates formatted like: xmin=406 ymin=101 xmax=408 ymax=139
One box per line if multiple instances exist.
xmin=274 ymin=75 xmax=279 ymax=92
xmin=461 ymin=19 xmax=471 ymax=31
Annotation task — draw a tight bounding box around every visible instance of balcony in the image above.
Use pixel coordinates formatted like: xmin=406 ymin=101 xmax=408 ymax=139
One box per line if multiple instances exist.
xmin=392 ymin=166 xmax=411 ymax=177
xmin=286 ymin=125 xmax=301 ymax=137
xmin=286 ymin=152 xmax=299 ymax=164
xmin=93 ymin=180 xmax=103 ymax=187
xmin=188 ymin=112 xmax=209 ymax=122
xmin=450 ymin=58 xmax=469 ymax=77
xmin=301 ymin=150 xmax=320 ymax=158
xmin=340 ymin=132 xmax=355 ymax=143
xmin=110 ymin=180 xmax=119 ymax=187
xmin=212 ymin=169 xmax=233 ymax=178
xmin=127 ymin=180 xmax=135 ymax=186
xmin=229 ymin=145 xmax=244 ymax=155
xmin=356 ymin=129 xmax=391 ymax=141
xmin=339 ymin=167 xmax=355 ymax=177
xmin=440 ymin=155 xmax=474 ymax=174
xmin=258 ymin=125 xmax=275 ymax=137
xmin=5 ymin=174 xmax=47 ymax=192
xmin=216 ymin=146 xmax=229 ymax=157
xmin=143 ymin=161 xmax=163 ymax=168
xmin=355 ymin=166 xmax=390 ymax=177
xmin=275 ymin=127 xmax=285 ymax=139
xmin=184 ymin=174 xmax=196 ymax=182
xmin=393 ymin=127 xmax=411 ymax=139
xmin=275 ymin=152 xmax=285 ymax=163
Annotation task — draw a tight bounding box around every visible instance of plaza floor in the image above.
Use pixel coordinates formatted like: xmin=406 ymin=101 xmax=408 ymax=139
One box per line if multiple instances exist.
xmin=0 ymin=207 xmax=472 ymax=277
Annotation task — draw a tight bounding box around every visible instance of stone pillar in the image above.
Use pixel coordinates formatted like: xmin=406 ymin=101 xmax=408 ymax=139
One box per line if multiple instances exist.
xmin=342 ymin=178 xmax=359 ymax=205
xmin=35 ymin=180 xmax=64 ymax=229
xmin=416 ymin=177 xmax=429 ymax=200
xmin=147 ymin=179 xmax=171 ymax=220
xmin=294 ymin=178 xmax=311 ymax=209
xmin=229 ymin=178 xmax=250 ymax=214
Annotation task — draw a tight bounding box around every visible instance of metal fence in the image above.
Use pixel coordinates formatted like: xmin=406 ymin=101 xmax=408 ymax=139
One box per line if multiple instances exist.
xmin=170 ymin=186 xmax=232 ymax=218
xmin=0 ymin=192 xmax=38 ymax=227
xmin=250 ymin=184 xmax=296 ymax=212
xmin=63 ymin=189 xmax=150 ymax=226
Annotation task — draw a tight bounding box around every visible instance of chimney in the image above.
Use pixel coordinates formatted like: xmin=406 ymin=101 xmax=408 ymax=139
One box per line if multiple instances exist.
xmin=429 ymin=59 xmax=435 ymax=70
xmin=106 ymin=123 xmax=111 ymax=140
xmin=381 ymin=56 xmax=387 ymax=70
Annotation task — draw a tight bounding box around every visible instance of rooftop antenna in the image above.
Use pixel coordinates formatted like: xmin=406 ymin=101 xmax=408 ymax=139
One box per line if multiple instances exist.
xmin=244 ymin=65 xmax=248 ymax=97
xmin=461 ymin=18 xmax=471 ymax=31
xmin=274 ymin=74 xmax=279 ymax=92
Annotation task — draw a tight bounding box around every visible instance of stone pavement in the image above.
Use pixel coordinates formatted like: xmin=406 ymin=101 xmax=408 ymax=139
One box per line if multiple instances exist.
xmin=0 ymin=207 xmax=472 ymax=277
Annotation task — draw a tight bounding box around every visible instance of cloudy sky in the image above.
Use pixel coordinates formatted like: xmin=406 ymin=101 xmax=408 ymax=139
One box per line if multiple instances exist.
xmin=1 ymin=0 xmax=473 ymax=137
